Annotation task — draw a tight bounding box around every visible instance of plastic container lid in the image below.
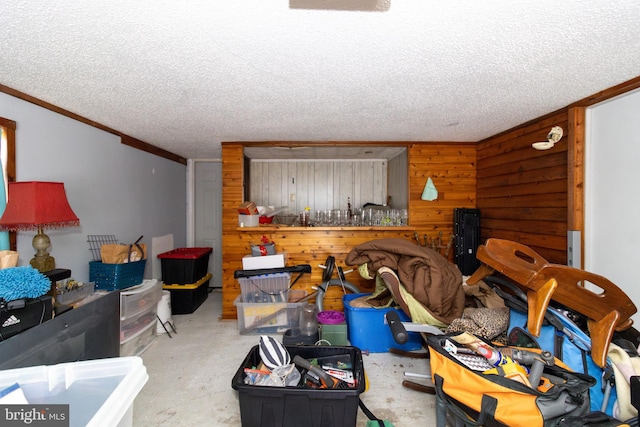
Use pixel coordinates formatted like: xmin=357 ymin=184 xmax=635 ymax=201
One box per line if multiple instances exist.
xmin=317 ymin=310 xmax=345 ymax=325
xmin=0 ymin=356 xmax=148 ymax=427
xmin=157 ymin=247 xmax=213 ymax=259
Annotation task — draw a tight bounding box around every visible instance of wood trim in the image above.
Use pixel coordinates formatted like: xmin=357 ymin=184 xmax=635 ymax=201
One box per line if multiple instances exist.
xmin=567 ymin=106 xmax=585 ymax=232
xmin=0 ymin=118 xmax=17 ymax=250
xmin=567 ymin=106 xmax=585 ymax=268
xmin=479 ymin=76 xmax=640 ymax=145
xmin=121 ymin=135 xmax=187 ymax=165
xmin=571 ymin=76 xmax=640 ymax=107
xmin=3 ymin=126 xmax=16 ymax=184
xmin=0 ymin=118 xmax=16 ymax=130
xmin=0 ymin=85 xmax=115 ymax=133
xmin=0 ymin=85 xmax=187 ymax=165
xmin=222 ymin=140 xmax=475 ymax=148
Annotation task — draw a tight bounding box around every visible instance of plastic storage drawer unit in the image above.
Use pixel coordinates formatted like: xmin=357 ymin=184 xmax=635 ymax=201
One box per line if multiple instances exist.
xmin=120 ymin=321 xmax=156 ymax=357
xmin=120 ymin=279 xmax=163 ymax=320
xmin=121 ymin=308 xmax=158 ymax=344
xmin=158 ymin=247 xmax=212 ymax=285
xmin=0 ymin=357 xmax=148 ymax=427
xmin=232 ymin=345 xmax=365 ymax=427
xmin=120 ymin=279 xmax=162 ymax=356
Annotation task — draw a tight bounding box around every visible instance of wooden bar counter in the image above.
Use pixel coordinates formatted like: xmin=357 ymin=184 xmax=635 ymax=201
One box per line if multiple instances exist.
xmin=226 ymin=225 xmax=417 ymax=316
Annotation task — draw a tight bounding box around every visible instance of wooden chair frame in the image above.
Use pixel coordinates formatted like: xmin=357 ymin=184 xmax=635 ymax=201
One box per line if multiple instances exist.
xmin=467 ymin=238 xmax=637 ymax=368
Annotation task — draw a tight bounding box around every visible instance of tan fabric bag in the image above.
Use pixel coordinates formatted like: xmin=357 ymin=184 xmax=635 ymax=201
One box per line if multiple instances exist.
xmin=101 ymin=243 xmax=147 ymax=264
xmin=0 ymin=250 xmax=19 ymax=269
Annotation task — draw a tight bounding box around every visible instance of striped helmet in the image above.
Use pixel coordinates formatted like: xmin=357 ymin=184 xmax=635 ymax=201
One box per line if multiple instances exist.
xmin=259 ymin=335 xmax=290 ymax=370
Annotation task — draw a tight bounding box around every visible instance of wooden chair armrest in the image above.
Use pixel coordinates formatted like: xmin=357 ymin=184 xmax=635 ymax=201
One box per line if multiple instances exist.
xmin=467 ymin=238 xmax=549 ymax=287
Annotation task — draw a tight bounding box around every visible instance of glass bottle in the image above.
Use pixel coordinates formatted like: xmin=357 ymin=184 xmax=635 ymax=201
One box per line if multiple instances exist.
xmin=299 ymin=303 xmax=318 ymax=337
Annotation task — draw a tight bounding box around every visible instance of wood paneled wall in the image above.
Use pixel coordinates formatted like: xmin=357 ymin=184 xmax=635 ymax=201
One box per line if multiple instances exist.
xmin=408 ymin=143 xmax=477 ymax=231
xmin=473 ymin=77 xmax=640 ymax=266
xmin=221 ymin=142 xmax=477 ymax=319
xmin=476 ymin=111 xmax=571 ymax=263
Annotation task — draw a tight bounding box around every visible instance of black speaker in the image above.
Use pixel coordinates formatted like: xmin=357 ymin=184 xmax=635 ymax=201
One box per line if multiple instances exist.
xmin=454 ymin=208 xmax=481 ymax=275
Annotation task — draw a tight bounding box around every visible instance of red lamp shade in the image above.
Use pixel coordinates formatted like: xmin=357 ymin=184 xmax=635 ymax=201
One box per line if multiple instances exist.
xmin=0 ymin=182 xmax=80 ymax=231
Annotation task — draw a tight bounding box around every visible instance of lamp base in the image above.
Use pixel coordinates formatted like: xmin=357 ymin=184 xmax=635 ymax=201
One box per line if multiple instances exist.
xmin=31 ymin=231 xmax=56 ymax=273
xmin=30 ymin=255 xmax=56 ymax=273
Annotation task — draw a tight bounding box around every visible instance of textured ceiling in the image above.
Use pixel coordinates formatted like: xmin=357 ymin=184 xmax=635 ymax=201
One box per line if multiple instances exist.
xmin=1 ymin=1 xmax=640 ymax=160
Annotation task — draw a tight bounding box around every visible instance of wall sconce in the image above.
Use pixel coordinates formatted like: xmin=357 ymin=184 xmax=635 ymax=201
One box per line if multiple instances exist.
xmin=0 ymin=182 xmax=79 ymax=272
xmin=532 ymin=126 xmax=564 ymax=150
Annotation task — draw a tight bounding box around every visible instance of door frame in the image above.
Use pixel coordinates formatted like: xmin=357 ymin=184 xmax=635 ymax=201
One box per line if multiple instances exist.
xmin=187 ymin=158 xmax=223 ymax=287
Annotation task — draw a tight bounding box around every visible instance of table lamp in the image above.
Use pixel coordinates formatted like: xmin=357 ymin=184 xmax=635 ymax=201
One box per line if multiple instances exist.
xmin=0 ymin=181 xmax=79 ymax=272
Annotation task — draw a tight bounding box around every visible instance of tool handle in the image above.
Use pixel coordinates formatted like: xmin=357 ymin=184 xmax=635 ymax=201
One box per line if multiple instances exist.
xmin=292 ymin=355 xmax=333 ymax=384
xmin=386 ymin=310 xmax=408 ymax=344
xmin=528 ymin=359 xmax=545 ymax=388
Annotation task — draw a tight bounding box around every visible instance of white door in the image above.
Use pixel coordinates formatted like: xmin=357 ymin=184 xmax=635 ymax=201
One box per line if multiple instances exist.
xmin=194 ymin=161 xmax=222 ymax=288
xmin=585 ymin=88 xmax=640 ymax=326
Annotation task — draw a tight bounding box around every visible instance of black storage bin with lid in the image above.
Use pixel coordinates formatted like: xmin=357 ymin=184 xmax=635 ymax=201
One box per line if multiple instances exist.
xmin=232 ymin=344 xmax=365 ymax=427
xmin=158 ymin=247 xmax=212 ymax=285
xmin=163 ymin=273 xmax=211 ymax=314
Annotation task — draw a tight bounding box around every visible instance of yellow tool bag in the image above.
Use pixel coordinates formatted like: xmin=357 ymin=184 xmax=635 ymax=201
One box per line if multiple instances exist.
xmin=428 ymin=334 xmax=596 ymax=427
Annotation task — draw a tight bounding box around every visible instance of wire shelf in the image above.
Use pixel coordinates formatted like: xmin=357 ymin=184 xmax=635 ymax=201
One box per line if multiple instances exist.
xmin=87 ymin=235 xmax=118 ymax=262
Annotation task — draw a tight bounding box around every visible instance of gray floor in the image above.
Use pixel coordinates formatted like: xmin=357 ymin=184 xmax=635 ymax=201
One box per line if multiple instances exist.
xmin=133 ymin=289 xmax=436 ymax=426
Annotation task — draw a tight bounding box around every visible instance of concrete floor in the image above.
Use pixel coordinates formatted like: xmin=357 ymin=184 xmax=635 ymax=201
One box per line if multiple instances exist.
xmin=133 ymin=289 xmax=437 ymax=426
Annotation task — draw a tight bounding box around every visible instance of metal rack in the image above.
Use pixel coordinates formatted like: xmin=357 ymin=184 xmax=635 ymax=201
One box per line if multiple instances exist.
xmin=87 ymin=235 xmax=118 ymax=262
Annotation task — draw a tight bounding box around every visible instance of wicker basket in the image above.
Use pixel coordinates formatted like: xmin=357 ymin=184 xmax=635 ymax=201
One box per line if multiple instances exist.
xmin=89 ymin=260 xmax=146 ymax=291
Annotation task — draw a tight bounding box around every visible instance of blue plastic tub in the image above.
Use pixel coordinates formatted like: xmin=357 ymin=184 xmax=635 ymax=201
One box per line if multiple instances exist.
xmin=343 ymin=293 xmax=423 ymax=353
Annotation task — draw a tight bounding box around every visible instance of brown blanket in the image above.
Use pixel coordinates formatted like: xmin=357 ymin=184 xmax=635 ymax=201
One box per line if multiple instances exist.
xmin=345 ymin=238 xmax=465 ymax=324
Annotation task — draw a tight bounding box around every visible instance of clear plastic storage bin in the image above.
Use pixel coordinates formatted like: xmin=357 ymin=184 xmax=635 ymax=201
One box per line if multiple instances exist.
xmin=234 ymin=290 xmax=306 ymax=335
xmin=0 ymin=357 xmax=148 ymax=427
xmin=237 ymin=272 xmax=291 ymax=303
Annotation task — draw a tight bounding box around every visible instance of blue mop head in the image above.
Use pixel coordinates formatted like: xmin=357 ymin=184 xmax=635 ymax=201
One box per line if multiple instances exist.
xmin=0 ymin=266 xmax=51 ymax=301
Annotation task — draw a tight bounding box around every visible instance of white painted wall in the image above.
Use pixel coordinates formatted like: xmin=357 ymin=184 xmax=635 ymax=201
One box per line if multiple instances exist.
xmin=0 ymin=92 xmax=187 ymax=282
xmin=585 ymin=88 xmax=640 ymax=325
xmin=387 ymin=150 xmax=408 ymax=209
xmin=249 ymin=159 xmax=390 ymax=213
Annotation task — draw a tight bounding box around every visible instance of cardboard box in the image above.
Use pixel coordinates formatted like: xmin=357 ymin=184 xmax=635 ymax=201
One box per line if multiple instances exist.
xmin=238 ymin=201 xmax=258 ymax=215
xmin=242 ymin=253 xmax=286 ymax=270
